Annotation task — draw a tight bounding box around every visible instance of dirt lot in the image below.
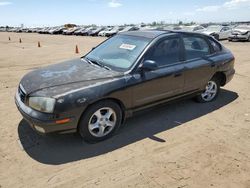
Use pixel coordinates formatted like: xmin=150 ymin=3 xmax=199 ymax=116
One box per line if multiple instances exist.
xmin=0 ymin=32 xmax=249 ymax=188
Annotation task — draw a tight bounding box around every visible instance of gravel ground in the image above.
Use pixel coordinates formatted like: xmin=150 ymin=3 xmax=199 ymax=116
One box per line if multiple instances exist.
xmin=0 ymin=32 xmax=249 ymax=188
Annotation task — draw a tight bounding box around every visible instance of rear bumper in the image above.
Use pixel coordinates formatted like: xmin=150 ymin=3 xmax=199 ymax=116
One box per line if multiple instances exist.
xmin=225 ymin=68 xmax=235 ymax=85
xmin=15 ymin=92 xmax=78 ymax=134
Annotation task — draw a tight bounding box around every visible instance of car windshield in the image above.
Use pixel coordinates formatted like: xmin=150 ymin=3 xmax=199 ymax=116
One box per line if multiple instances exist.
xmin=206 ymin=26 xmax=221 ymax=32
xmin=85 ymin=35 xmax=151 ymax=71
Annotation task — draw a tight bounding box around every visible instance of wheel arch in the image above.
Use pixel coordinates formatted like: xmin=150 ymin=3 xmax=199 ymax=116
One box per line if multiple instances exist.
xmin=212 ymin=72 xmax=226 ymax=86
xmin=77 ymin=97 xmax=126 ymax=130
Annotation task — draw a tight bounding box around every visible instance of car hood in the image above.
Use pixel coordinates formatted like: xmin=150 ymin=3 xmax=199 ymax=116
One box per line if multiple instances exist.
xmin=20 ymin=58 xmax=122 ymax=95
xmin=106 ymin=30 xmax=118 ymax=33
xmin=232 ymin=29 xmax=249 ymax=34
xmin=202 ymin=31 xmax=217 ymax=35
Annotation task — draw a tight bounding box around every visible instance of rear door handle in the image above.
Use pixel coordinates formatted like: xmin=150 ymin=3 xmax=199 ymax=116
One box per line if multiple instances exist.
xmin=211 ymin=63 xmax=216 ymax=67
xmin=174 ymin=72 xmax=182 ymax=77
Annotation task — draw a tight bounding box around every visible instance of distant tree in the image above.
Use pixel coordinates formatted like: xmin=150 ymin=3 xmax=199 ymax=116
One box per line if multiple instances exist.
xmin=152 ymin=21 xmax=157 ymax=26
xmin=178 ymin=21 xmax=183 ymax=25
xmin=64 ymin=24 xmax=77 ymax=28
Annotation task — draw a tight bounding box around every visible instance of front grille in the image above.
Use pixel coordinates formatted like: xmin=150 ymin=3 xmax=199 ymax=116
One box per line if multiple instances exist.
xmin=18 ymin=85 xmax=26 ymax=103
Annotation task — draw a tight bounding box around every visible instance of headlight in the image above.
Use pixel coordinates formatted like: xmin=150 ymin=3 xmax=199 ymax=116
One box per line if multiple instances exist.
xmin=28 ymin=97 xmax=56 ymax=113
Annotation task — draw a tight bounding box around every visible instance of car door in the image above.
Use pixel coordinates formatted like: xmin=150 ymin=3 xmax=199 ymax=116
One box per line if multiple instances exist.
xmin=220 ymin=27 xmax=231 ymax=39
xmin=131 ymin=35 xmax=185 ymax=107
xmin=181 ymin=34 xmax=216 ymax=92
xmin=224 ymin=27 xmax=232 ymax=39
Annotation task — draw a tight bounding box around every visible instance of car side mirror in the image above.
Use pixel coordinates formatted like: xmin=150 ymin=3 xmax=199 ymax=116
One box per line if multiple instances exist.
xmin=141 ymin=60 xmax=158 ymax=71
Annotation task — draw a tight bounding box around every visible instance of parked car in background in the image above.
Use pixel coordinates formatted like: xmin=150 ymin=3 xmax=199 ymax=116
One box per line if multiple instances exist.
xmin=8 ymin=28 xmax=16 ymax=32
xmin=26 ymin=28 xmax=33 ymax=33
xmin=140 ymin=26 xmax=164 ymax=30
xmin=0 ymin=28 xmax=7 ymax=32
xmin=16 ymin=28 xmax=24 ymax=33
xmin=78 ymin=27 xmax=94 ymax=36
xmin=88 ymin=27 xmax=105 ymax=36
xmin=139 ymin=26 xmax=151 ymax=30
xmin=118 ymin=26 xmax=139 ymax=33
xmin=48 ymin=27 xmax=65 ymax=35
xmin=202 ymin=25 xmax=232 ymax=40
xmin=74 ymin=28 xmax=86 ymax=36
xmin=63 ymin=27 xmax=79 ymax=35
xmin=228 ymin=25 xmax=250 ymax=41
xmin=30 ymin=28 xmax=40 ymax=33
xmin=172 ymin=26 xmax=183 ymax=30
xmin=98 ymin=27 xmax=113 ymax=36
xmin=15 ymin=30 xmax=235 ymax=143
xmin=84 ymin=27 xmax=97 ymax=36
xmin=38 ymin=27 xmax=51 ymax=34
xmin=105 ymin=26 xmax=124 ymax=37
xmin=181 ymin=25 xmax=205 ymax=32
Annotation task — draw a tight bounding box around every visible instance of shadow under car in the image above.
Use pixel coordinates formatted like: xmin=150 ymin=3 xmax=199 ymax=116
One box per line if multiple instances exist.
xmin=17 ymin=89 xmax=238 ymax=165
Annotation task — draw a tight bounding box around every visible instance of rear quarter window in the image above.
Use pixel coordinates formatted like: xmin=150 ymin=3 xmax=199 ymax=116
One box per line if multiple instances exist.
xmin=183 ymin=36 xmax=210 ymax=60
xmin=209 ymin=39 xmax=222 ymax=53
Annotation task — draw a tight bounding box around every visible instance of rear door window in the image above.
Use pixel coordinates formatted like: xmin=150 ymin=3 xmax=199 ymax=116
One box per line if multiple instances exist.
xmin=183 ymin=36 xmax=210 ymax=60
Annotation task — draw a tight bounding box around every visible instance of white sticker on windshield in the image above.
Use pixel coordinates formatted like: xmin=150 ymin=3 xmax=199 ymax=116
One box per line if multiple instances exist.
xmin=119 ymin=43 xmax=136 ymax=50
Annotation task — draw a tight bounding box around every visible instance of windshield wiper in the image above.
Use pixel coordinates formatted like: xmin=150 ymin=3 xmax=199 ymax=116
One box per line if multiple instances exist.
xmin=85 ymin=57 xmax=111 ymax=70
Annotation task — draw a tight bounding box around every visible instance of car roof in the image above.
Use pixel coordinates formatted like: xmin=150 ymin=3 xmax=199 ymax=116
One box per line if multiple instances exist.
xmin=119 ymin=30 xmax=208 ymax=39
xmin=119 ymin=30 xmax=171 ymax=39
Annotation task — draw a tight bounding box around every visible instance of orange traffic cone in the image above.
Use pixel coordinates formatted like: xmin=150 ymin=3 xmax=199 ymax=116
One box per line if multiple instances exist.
xmin=8 ymin=37 xmax=11 ymax=41
xmin=75 ymin=45 xmax=79 ymax=54
xmin=38 ymin=41 xmax=41 ymax=47
xmin=19 ymin=38 xmax=22 ymax=43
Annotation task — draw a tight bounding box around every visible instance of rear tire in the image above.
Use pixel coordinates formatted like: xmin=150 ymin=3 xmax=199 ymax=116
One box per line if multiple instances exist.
xmin=196 ymin=77 xmax=220 ymax=103
xmin=78 ymin=100 xmax=122 ymax=143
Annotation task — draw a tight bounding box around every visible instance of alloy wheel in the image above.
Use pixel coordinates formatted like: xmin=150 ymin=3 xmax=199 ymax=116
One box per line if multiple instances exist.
xmin=88 ymin=107 xmax=117 ymax=137
xmin=201 ymin=81 xmax=218 ymax=102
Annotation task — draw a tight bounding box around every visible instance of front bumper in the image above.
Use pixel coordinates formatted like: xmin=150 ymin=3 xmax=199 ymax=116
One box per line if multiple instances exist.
xmin=15 ymin=92 xmax=78 ymax=134
xmin=228 ymin=35 xmax=249 ymax=41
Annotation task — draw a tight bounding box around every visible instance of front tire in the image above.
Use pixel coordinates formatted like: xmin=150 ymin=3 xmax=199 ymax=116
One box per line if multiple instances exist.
xmin=78 ymin=100 xmax=122 ymax=143
xmin=196 ymin=78 xmax=220 ymax=103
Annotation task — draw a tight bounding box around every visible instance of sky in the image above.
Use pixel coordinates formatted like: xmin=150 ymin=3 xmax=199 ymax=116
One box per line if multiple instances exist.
xmin=0 ymin=0 xmax=250 ymax=27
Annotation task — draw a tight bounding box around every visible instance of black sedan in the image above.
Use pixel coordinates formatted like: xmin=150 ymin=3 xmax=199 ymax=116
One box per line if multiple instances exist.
xmin=15 ymin=30 xmax=235 ymax=143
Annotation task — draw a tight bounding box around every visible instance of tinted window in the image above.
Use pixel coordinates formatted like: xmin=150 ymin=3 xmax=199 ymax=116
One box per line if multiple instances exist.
xmin=209 ymin=39 xmax=222 ymax=53
xmin=193 ymin=27 xmax=200 ymax=31
xmin=183 ymin=36 xmax=210 ymax=60
xmin=221 ymin=27 xmax=230 ymax=31
xmin=149 ymin=37 xmax=181 ymax=67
